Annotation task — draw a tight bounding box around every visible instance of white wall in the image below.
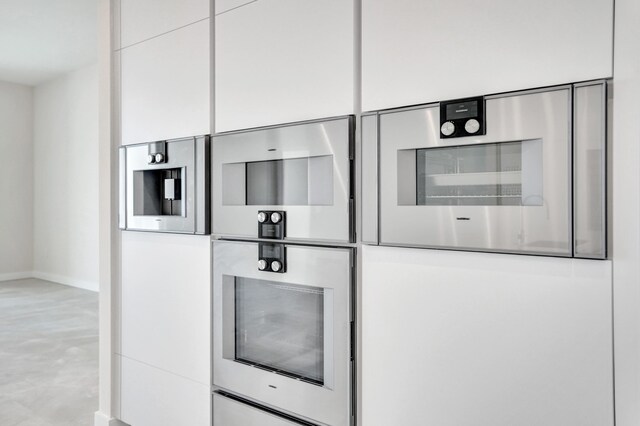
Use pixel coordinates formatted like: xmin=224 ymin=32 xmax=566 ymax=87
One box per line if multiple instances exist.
xmin=0 ymin=81 xmax=33 ymax=280
xmin=33 ymin=64 xmax=99 ymax=291
xmin=613 ymin=0 xmax=640 ymax=424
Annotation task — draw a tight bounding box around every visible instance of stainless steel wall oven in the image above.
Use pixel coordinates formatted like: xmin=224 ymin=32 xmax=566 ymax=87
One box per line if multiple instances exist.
xmin=361 ymin=81 xmax=609 ymax=258
xmin=211 ymin=116 xmax=356 ymax=426
xmin=212 ymin=116 xmax=355 ymax=244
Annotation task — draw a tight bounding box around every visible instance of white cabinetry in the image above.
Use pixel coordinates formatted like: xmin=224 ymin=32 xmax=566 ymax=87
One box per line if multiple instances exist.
xmin=120 ymin=232 xmax=211 ymax=385
xmin=120 ymin=19 xmax=210 ymax=145
xmin=215 ymin=0 xmax=255 ymax=15
xmin=120 ymin=356 xmax=211 ymax=426
xmin=215 ymin=0 xmax=355 ymax=132
xmin=362 ymin=0 xmax=614 ymax=111
xmin=362 ymin=245 xmax=614 ymax=426
xmin=120 ymin=0 xmax=210 ymax=48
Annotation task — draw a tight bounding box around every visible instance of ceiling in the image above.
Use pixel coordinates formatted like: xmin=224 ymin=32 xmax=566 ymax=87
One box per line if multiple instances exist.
xmin=0 ymin=0 xmax=98 ymax=86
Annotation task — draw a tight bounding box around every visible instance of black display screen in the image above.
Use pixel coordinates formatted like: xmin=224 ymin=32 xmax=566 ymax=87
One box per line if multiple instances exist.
xmin=260 ymin=243 xmax=282 ymax=259
xmin=260 ymin=224 xmax=279 ymax=238
xmin=446 ymin=101 xmax=478 ymax=119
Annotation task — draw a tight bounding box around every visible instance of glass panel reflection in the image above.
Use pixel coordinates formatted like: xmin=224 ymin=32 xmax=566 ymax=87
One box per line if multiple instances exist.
xmin=235 ymin=277 xmax=325 ymax=385
xmin=416 ymin=140 xmax=543 ymax=206
xmin=223 ymin=155 xmax=335 ymax=206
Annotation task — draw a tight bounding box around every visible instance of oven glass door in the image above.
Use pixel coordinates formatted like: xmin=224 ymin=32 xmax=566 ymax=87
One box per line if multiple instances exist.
xmin=414 ymin=140 xmax=543 ymax=207
xmin=213 ymin=240 xmax=352 ymax=426
xmin=234 ymin=277 xmax=326 ymax=385
xmin=212 ymin=117 xmax=353 ymax=243
xmin=379 ymin=88 xmax=571 ymax=255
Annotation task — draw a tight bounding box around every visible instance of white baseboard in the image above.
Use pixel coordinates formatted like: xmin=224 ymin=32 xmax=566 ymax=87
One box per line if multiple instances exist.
xmin=0 ymin=271 xmax=33 ymax=282
xmin=32 ymin=271 xmax=99 ymax=292
xmin=94 ymin=411 xmax=129 ymax=426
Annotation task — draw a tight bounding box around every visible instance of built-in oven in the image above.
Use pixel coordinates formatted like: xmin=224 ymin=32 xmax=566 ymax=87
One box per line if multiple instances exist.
xmin=119 ymin=135 xmax=210 ymax=234
xmin=361 ymin=81 xmax=608 ymax=258
xmin=212 ymin=240 xmax=354 ymax=426
xmin=212 ymin=116 xmax=355 ymax=244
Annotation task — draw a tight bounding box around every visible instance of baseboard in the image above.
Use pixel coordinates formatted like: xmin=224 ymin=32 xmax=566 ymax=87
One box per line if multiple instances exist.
xmin=94 ymin=411 xmax=129 ymax=426
xmin=32 ymin=271 xmax=99 ymax=292
xmin=0 ymin=271 xmax=33 ymax=282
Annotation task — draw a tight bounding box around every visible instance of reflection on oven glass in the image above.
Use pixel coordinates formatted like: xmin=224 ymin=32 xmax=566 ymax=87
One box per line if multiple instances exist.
xmin=415 ymin=140 xmax=543 ymax=207
xmin=234 ymin=277 xmax=325 ymax=385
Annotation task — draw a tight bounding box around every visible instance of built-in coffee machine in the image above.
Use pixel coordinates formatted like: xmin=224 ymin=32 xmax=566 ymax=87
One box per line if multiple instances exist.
xmin=119 ymin=135 xmax=210 ymax=234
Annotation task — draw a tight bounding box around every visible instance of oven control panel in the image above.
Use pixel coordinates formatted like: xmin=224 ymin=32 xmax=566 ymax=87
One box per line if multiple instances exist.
xmin=258 ymin=243 xmax=286 ymax=273
xmin=257 ymin=210 xmax=285 ymax=240
xmin=440 ymin=96 xmax=486 ymax=138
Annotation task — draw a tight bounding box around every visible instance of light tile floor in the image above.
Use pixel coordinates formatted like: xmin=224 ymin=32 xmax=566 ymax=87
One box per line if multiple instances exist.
xmin=0 ymin=278 xmax=98 ymax=426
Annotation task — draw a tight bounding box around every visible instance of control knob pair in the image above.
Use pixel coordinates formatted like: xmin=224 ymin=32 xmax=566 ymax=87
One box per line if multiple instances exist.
xmin=147 ymin=153 xmax=165 ymax=164
xmin=441 ymin=118 xmax=480 ymax=136
xmin=257 ymin=211 xmax=282 ymax=224
xmin=258 ymin=259 xmax=282 ymax=272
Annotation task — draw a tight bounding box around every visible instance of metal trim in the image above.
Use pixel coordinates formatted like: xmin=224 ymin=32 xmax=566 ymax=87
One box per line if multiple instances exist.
xmin=572 ymin=80 xmax=608 ymax=259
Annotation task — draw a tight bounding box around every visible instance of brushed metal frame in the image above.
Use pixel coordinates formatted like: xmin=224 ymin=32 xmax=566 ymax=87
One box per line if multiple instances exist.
xmin=119 ymin=135 xmax=210 ymax=234
xmin=376 ymin=86 xmax=573 ymax=256
xmin=211 ymin=116 xmax=355 ymax=244
xmin=360 ymin=113 xmax=379 ymax=245
xmin=213 ymin=392 xmax=319 ymax=426
xmin=212 ymin=240 xmax=354 ymax=426
xmin=573 ymin=80 xmax=608 ymax=259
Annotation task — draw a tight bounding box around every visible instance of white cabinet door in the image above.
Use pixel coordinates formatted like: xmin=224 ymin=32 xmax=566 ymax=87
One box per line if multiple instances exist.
xmin=362 ymin=245 xmax=614 ymax=426
xmin=362 ymin=0 xmax=614 ymax=111
xmin=120 ymin=0 xmax=210 ymax=48
xmin=215 ymin=0 xmax=354 ymax=132
xmin=121 ymin=19 xmax=210 ymax=145
xmin=120 ymin=232 xmax=211 ymax=385
xmin=120 ymin=356 xmax=211 ymax=426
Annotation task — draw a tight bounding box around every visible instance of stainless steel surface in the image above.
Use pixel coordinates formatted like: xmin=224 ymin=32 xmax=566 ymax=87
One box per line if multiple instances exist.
xmin=258 ymin=259 xmax=268 ymax=271
xmin=121 ymin=135 xmax=210 ymax=234
xmin=212 ymin=116 xmax=354 ymax=243
xmin=379 ymin=87 xmax=572 ymax=255
xmin=213 ymin=393 xmax=313 ymax=426
xmin=440 ymin=121 xmax=455 ymax=136
xmin=573 ymin=81 xmax=607 ymax=259
xmin=465 ymin=118 xmax=480 ymax=134
xmin=270 ymin=260 xmax=282 ymax=272
xmin=213 ymin=240 xmax=353 ymax=426
xmin=360 ymin=114 xmax=378 ymax=245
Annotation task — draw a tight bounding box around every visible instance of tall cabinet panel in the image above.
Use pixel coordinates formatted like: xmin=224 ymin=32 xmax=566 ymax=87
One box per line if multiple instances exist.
xmin=362 ymin=0 xmax=613 ymax=111
xmin=115 ymin=1 xmax=212 ymax=424
xmin=361 ymin=245 xmax=614 ymax=426
xmin=120 ymin=19 xmax=210 ymax=145
xmin=215 ymin=0 xmax=355 ymax=132
xmin=120 ymin=232 xmax=211 ymax=385
xmin=120 ymin=0 xmax=210 ymax=48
